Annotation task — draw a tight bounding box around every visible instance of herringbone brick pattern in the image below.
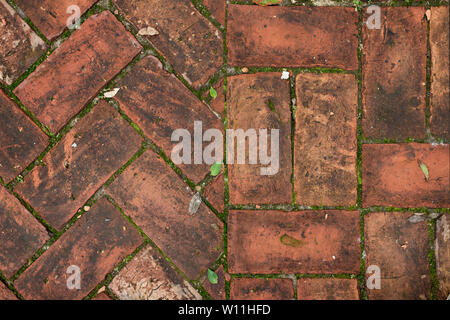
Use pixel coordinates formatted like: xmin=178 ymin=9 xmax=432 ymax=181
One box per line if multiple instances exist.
xmin=0 ymin=0 xmax=448 ymax=300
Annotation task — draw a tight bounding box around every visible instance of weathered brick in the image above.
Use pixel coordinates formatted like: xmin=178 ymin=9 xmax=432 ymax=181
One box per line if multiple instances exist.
xmin=204 ymin=0 xmax=226 ymax=25
xmin=297 ymin=278 xmax=359 ymax=300
xmin=230 ymin=278 xmax=294 ymax=300
xmin=15 ymin=0 xmax=98 ymax=40
xmin=227 ymin=5 xmax=358 ymax=69
xmin=204 ymin=174 xmax=224 ymax=213
xmin=15 ymin=101 xmax=142 ymax=229
xmin=93 ymin=292 xmax=112 ymax=300
xmin=109 ymin=245 xmax=201 ymax=300
xmin=14 ymin=11 xmax=142 ymax=133
xmin=0 ymin=0 xmax=47 ymax=86
xmin=227 ymin=73 xmax=292 ymax=204
xmin=0 ymin=185 xmax=48 ymax=278
xmin=228 ymin=210 xmax=360 ymax=274
xmin=15 ymin=197 xmax=142 ymax=300
xmin=114 ymin=56 xmax=223 ymax=184
xmin=202 ymin=265 xmax=226 ymax=300
xmin=436 ymin=214 xmax=450 ymax=300
xmin=0 ymin=281 xmax=17 ymax=300
xmin=430 ymin=7 xmax=449 ymax=139
xmin=365 ymin=212 xmax=430 ymax=300
xmin=107 ymin=151 xmax=223 ymax=280
xmin=0 ymin=90 xmax=48 ymax=183
xmin=114 ymin=0 xmax=223 ymax=89
xmin=295 ymin=73 xmax=357 ymax=206
xmin=362 ymin=7 xmax=427 ymax=139
xmin=362 ymin=143 xmax=449 ymax=208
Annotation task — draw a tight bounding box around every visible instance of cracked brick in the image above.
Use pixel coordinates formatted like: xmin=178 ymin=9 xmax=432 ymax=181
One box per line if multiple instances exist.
xmin=114 ymin=0 xmax=223 ymax=89
xmin=109 ymin=245 xmax=202 ymax=300
xmin=14 ymin=11 xmax=142 ymax=133
xmin=0 ymin=185 xmax=49 ymax=278
xmin=15 ymin=0 xmax=98 ymax=41
xmin=0 ymin=0 xmax=47 ymax=86
xmin=15 ymin=197 xmax=142 ymax=300
xmin=430 ymin=7 xmax=449 ymax=139
xmin=107 ymin=150 xmax=223 ymax=280
xmin=362 ymin=7 xmax=427 ymax=139
xmin=295 ymin=73 xmax=358 ymax=206
xmin=227 ymin=73 xmax=292 ymax=205
xmin=227 ymin=5 xmax=358 ymax=69
xmin=114 ymin=55 xmax=223 ymax=184
xmin=0 ymin=90 xmax=48 ymax=183
xmin=14 ymin=101 xmax=142 ymax=229
xmin=365 ymin=212 xmax=430 ymax=300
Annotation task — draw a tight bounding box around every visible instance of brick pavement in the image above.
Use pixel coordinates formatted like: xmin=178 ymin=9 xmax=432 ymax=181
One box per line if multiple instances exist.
xmin=0 ymin=0 xmax=448 ymax=300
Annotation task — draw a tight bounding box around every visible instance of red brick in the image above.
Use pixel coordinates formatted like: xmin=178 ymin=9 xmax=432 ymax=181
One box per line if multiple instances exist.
xmin=230 ymin=278 xmax=294 ymax=300
xmin=297 ymin=278 xmax=359 ymax=300
xmin=0 ymin=281 xmax=17 ymax=300
xmin=295 ymin=73 xmax=357 ymax=206
xmin=93 ymin=292 xmax=112 ymax=300
xmin=109 ymin=245 xmax=201 ymax=300
xmin=227 ymin=5 xmax=358 ymax=69
xmin=114 ymin=0 xmax=223 ymax=89
xmin=204 ymin=174 xmax=224 ymax=213
xmin=15 ymin=197 xmax=142 ymax=300
xmin=0 ymin=0 xmax=47 ymax=85
xmin=365 ymin=212 xmax=430 ymax=300
xmin=362 ymin=143 xmax=449 ymax=208
xmin=228 ymin=210 xmax=360 ymax=274
xmin=14 ymin=11 xmax=142 ymax=133
xmin=15 ymin=0 xmax=97 ymax=40
xmin=430 ymin=7 xmax=449 ymax=139
xmin=362 ymin=7 xmax=427 ymax=139
xmin=436 ymin=214 xmax=450 ymax=300
xmin=202 ymin=265 xmax=226 ymax=300
xmin=107 ymin=151 xmax=223 ymax=279
xmin=0 ymin=185 xmax=48 ymax=278
xmin=204 ymin=0 xmax=226 ymax=25
xmin=14 ymin=101 xmax=142 ymax=229
xmin=0 ymin=90 xmax=48 ymax=183
xmin=227 ymin=73 xmax=292 ymax=204
xmin=114 ymin=56 xmax=223 ymax=184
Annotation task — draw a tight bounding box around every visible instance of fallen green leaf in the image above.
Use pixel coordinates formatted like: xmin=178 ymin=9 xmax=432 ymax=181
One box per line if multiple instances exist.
xmin=418 ymin=160 xmax=429 ymax=181
xmin=209 ymin=87 xmax=218 ymax=99
xmin=207 ymin=269 xmax=218 ymax=284
xmin=210 ymin=162 xmax=222 ymax=177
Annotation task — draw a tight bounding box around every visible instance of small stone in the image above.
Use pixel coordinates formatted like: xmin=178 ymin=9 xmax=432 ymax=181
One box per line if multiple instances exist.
xmin=241 ymin=67 xmax=249 ymax=73
xmin=83 ymin=206 xmax=90 ymax=212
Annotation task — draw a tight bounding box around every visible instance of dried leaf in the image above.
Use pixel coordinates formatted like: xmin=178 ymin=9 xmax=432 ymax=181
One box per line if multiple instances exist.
xmin=189 ymin=192 xmax=202 ymax=215
xmin=104 ymin=88 xmax=120 ymax=98
xmin=138 ymin=26 xmax=159 ymax=36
